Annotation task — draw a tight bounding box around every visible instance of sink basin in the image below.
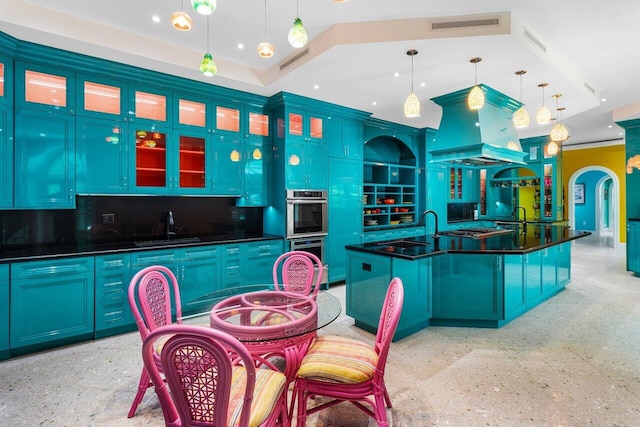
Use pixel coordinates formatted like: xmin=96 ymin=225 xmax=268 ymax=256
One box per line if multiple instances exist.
xmin=135 ymin=237 xmax=201 ymax=247
xmin=380 ymin=240 xmax=429 ymax=248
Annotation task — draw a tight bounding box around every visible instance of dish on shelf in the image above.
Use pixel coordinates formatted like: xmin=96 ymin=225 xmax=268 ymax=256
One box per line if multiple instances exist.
xmin=390 ymin=220 xmax=400 ymax=225
xmin=399 ymin=208 xmax=409 ymax=212
xmin=400 ymin=219 xmax=413 ymax=223
xmin=382 ymin=198 xmax=395 ymax=204
xmin=365 ymin=220 xmax=378 ymax=226
xmin=403 ymin=201 xmax=412 ymax=204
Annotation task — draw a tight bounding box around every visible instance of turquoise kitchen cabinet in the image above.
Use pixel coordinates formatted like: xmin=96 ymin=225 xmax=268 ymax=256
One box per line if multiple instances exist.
xmin=15 ymin=61 xmax=75 ymax=115
xmin=327 ymin=117 xmax=363 ymax=160
xmin=128 ymin=84 xmax=172 ymax=127
xmin=220 ymin=244 xmax=243 ymax=289
xmin=244 ymin=240 xmax=284 ymax=284
xmin=628 ymin=220 xmax=640 ymax=275
xmin=130 ymin=123 xmax=173 ymax=194
xmin=346 ymin=250 xmax=431 ymax=341
xmin=0 ymin=264 xmax=8 ymax=360
xmin=14 ymin=109 xmax=76 ymax=209
xmin=448 ymin=166 xmax=478 ymax=202
xmin=286 ymin=108 xmax=325 ymax=143
xmin=432 ymin=254 xmax=504 ymax=323
xmin=10 ymin=257 xmax=94 ymax=351
xmin=76 ymin=116 xmax=129 ymax=194
xmin=327 ymin=157 xmax=363 ymax=282
xmin=76 ymin=74 xmax=129 ymax=120
xmin=238 ymin=138 xmax=271 ymax=206
xmin=94 ymin=254 xmax=133 ymax=338
xmin=0 ymin=105 xmax=13 ymax=208
xmin=221 ymin=241 xmax=284 ymax=289
xmin=179 ymin=246 xmax=219 ymax=314
xmin=212 ymin=134 xmax=244 ymax=196
xmin=283 ymin=138 xmax=327 ymax=189
xmin=173 ymin=129 xmax=210 ymax=195
xmin=0 ymin=53 xmax=13 ymax=107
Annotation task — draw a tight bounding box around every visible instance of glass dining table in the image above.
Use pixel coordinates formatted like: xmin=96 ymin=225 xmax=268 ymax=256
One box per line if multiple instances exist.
xmin=179 ymin=284 xmax=342 ymax=382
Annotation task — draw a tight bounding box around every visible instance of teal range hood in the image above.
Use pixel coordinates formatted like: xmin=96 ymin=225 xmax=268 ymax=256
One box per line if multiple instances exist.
xmin=429 ymin=84 xmax=528 ymax=166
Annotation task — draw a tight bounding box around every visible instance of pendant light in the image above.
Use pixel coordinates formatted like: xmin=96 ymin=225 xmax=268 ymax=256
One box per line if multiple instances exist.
xmin=536 ymin=82 xmax=551 ymax=125
xmin=403 ymin=49 xmax=420 ymax=118
xmin=467 ymin=57 xmax=485 ymax=110
xmin=199 ymin=17 xmax=217 ymax=77
xmin=512 ymin=70 xmax=530 ymax=128
xmin=171 ymin=0 xmax=192 ymax=31
xmin=550 ymin=94 xmax=569 ymax=142
xmin=257 ymin=0 xmax=275 ymax=58
xmin=191 ymin=0 xmax=216 ymax=15
xmin=288 ymin=0 xmax=308 ymax=48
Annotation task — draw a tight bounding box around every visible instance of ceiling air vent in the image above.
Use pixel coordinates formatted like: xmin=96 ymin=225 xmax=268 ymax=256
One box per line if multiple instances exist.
xmin=431 ymin=17 xmax=500 ymax=30
xmin=280 ymin=48 xmax=310 ymax=71
xmin=584 ymin=81 xmax=596 ymax=95
xmin=524 ymin=28 xmax=546 ymax=53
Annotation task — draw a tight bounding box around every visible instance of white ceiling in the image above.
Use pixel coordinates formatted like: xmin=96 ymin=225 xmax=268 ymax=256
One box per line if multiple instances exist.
xmin=2 ymin=0 xmax=640 ymax=146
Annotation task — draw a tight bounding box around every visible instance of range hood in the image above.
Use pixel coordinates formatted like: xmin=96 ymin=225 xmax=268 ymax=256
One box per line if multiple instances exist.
xmin=429 ymin=84 xmax=528 ymax=166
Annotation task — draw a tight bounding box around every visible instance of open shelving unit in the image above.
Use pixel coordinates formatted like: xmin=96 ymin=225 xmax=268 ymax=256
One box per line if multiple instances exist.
xmin=363 ymin=162 xmax=416 ymax=229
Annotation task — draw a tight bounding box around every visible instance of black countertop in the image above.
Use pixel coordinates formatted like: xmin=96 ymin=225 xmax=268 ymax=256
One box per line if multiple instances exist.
xmin=0 ymin=232 xmax=283 ymax=263
xmin=346 ymin=224 xmax=591 ymax=260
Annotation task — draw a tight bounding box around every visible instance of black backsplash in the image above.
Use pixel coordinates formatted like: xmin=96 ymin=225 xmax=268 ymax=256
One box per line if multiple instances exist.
xmin=0 ymin=196 xmax=263 ymax=248
xmin=447 ymin=202 xmax=477 ymax=222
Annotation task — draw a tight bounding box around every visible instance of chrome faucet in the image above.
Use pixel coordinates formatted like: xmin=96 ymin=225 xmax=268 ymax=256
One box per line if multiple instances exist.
xmin=512 ymin=206 xmax=526 ymax=222
xmin=418 ymin=209 xmax=439 ymax=237
xmin=165 ymin=210 xmax=176 ymax=240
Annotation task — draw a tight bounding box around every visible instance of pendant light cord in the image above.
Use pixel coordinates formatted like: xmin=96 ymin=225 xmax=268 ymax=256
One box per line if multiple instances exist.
xmin=411 ymin=53 xmax=414 ymax=92
xmin=206 ymin=16 xmax=210 ymax=52
xmin=264 ymin=0 xmax=267 ymax=39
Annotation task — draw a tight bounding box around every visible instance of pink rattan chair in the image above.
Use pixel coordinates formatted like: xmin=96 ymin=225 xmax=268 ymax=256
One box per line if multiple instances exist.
xmin=142 ymin=324 xmax=288 ymax=427
xmin=127 ymin=265 xmax=182 ymax=418
xmin=293 ymin=277 xmax=405 ymax=427
xmin=272 ymin=251 xmax=323 ymax=298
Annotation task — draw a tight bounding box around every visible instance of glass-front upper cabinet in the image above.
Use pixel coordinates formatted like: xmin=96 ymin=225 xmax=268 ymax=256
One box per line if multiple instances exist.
xmin=249 ymin=111 xmax=269 ymax=138
xmin=0 ymin=56 xmax=13 ymax=106
xmin=175 ymin=97 xmax=208 ymax=130
xmin=76 ymin=75 xmax=128 ymax=119
xmin=129 ymin=86 xmax=172 ymax=126
xmin=15 ymin=62 xmax=75 ymax=114
xmin=215 ymin=104 xmax=241 ymax=135
xmin=287 ymin=109 xmax=324 ymax=142
xmin=176 ymin=132 xmax=208 ymax=193
xmin=133 ymin=127 xmax=170 ymax=192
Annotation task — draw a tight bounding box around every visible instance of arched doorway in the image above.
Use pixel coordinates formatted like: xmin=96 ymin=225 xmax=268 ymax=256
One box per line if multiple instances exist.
xmin=568 ymin=166 xmax=619 ymax=248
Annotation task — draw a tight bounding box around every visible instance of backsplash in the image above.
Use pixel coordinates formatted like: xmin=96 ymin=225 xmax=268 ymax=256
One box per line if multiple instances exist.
xmin=0 ymin=196 xmax=263 ymax=248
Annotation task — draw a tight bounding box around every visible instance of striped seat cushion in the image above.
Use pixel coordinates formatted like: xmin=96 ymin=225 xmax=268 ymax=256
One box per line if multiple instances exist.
xmin=296 ymin=335 xmax=379 ymax=384
xmin=227 ymin=366 xmax=286 ymax=427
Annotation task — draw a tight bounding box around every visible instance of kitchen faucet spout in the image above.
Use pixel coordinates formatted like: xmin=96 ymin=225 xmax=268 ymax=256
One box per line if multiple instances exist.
xmin=512 ymin=206 xmax=526 ymax=223
xmin=165 ymin=210 xmax=176 ymax=240
xmin=419 ymin=209 xmax=439 ymax=237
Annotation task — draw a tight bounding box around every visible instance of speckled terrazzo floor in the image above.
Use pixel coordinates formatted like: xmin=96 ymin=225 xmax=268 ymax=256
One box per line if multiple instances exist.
xmin=1 ymin=234 xmax=639 ymax=426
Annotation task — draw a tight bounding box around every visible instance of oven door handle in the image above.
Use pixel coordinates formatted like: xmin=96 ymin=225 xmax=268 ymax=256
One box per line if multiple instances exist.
xmin=286 ymin=200 xmax=328 ymax=204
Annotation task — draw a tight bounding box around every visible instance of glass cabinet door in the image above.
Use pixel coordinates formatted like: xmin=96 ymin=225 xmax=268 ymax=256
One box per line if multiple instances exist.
xmin=16 ymin=63 xmax=75 ymax=114
xmin=135 ymin=129 xmax=168 ymax=189
xmin=249 ymin=112 xmax=269 ymax=137
xmin=82 ymin=80 xmax=122 ymax=116
xmin=216 ymin=105 xmax=240 ymax=134
xmin=178 ymin=134 xmax=206 ymax=190
xmin=177 ymin=98 xmax=207 ymax=129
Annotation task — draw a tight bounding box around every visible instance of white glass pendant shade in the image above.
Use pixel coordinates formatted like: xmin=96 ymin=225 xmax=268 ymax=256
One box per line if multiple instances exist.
xmin=191 ymin=0 xmax=216 ymax=15
xmin=288 ymin=18 xmax=308 ymax=48
xmin=200 ymin=53 xmax=217 ymax=77
xmin=403 ymin=92 xmax=420 ymax=118
xmin=468 ymin=85 xmax=485 ymax=110
xmin=171 ymin=11 xmax=192 ymax=31
xmin=513 ymin=106 xmax=530 ymax=128
xmin=257 ymin=41 xmax=275 ymax=58
xmin=547 ymin=140 xmax=559 ymax=156
xmin=550 ymin=123 xmax=569 ymax=142
xmin=536 ymin=105 xmax=551 ymax=125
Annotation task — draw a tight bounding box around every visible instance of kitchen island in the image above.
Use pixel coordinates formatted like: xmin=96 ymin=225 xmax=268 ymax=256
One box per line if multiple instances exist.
xmin=345 ymin=224 xmax=590 ymax=340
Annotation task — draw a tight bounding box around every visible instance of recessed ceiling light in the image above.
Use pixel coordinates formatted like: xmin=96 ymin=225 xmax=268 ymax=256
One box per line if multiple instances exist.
xmin=313 ymin=85 xmax=319 ymax=90
xmin=237 ymin=43 xmax=244 ymax=50
xmin=372 ymin=101 xmax=377 ymax=106
xmin=393 ymin=72 xmax=400 ymax=78
xmin=152 ymin=15 xmax=161 ymax=23
xmin=608 ymin=124 xmax=613 ymax=128
xmin=601 ymin=98 xmax=607 ymax=102
xmin=420 ymin=82 xmax=426 ymax=87
xmin=619 ymin=132 xmax=623 ymax=136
